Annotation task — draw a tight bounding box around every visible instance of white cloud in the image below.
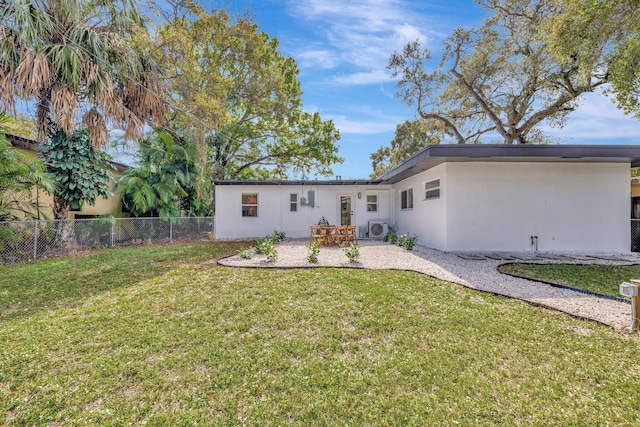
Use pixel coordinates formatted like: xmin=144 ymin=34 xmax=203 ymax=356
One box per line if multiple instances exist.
xmin=285 ymin=0 xmax=435 ymax=85
xmin=545 ymin=92 xmax=640 ymax=141
xmin=333 ymin=70 xmax=392 ymax=85
xmin=295 ymin=48 xmax=337 ymax=69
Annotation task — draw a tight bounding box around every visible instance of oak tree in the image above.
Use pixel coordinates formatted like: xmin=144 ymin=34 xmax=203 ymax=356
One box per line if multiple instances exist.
xmin=155 ymin=7 xmax=342 ymax=183
xmin=388 ymin=0 xmax=609 ymax=145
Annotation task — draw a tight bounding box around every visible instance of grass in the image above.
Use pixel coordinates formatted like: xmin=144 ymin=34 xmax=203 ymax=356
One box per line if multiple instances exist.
xmin=1 ymin=243 xmax=640 ymax=425
xmin=499 ymin=263 xmax=640 ymax=298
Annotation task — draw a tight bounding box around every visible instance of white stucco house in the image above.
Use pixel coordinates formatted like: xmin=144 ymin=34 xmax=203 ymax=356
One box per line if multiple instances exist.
xmin=214 ymin=144 xmax=640 ymax=252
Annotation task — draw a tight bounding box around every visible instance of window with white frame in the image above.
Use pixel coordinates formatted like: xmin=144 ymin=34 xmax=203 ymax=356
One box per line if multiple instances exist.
xmin=425 ymin=179 xmax=440 ymax=200
xmin=401 ymin=188 xmax=413 ymax=210
xmin=241 ymin=193 xmax=258 ymax=217
xmin=290 ymin=193 xmax=297 ymax=212
xmin=366 ymin=195 xmax=378 ymax=212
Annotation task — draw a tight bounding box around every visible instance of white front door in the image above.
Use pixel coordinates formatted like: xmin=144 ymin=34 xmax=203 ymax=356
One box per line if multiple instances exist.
xmin=339 ymin=195 xmax=353 ymax=226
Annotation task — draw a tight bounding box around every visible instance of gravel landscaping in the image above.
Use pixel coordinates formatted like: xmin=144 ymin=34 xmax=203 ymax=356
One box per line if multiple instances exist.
xmin=219 ymin=239 xmax=640 ymax=330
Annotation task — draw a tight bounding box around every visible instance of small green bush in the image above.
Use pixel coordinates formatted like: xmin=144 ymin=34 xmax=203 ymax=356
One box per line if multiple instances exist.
xmin=268 ymin=230 xmax=286 ymax=243
xmin=383 ymin=230 xmax=398 ymax=244
xmin=305 ymin=240 xmax=320 ymax=263
xmin=342 ymin=242 xmax=360 ymax=263
xmin=398 ymin=233 xmax=418 ymax=251
xmin=238 ymin=248 xmax=253 ymax=260
xmin=254 ymin=238 xmax=271 ymax=254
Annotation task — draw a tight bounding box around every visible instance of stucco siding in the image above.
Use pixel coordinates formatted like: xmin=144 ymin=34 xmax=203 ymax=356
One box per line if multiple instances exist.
xmin=214 ymin=184 xmax=392 ymax=239
xmin=393 ymin=163 xmax=448 ymax=249
xmin=444 ymin=162 xmax=630 ymax=252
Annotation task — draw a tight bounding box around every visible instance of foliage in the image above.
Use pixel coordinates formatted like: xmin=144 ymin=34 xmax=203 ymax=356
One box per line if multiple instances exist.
xmin=118 ymin=130 xmax=211 ymax=218
xmin=370 ymin=119 xmax=446 ymax=177
xmin=268 ymin=230 xmax=286 ymax=244
xmin=238 ymin=248 xmax=254 ymax=260
xmin=342 ymin=242 xmax=361 ymax=263
xmin=305 ymin=240 xmax=320 ymax=263
xmin=38 ymin=129 xmax=113 ymax=219
xmin=538 ymin=0 xmax=640 ymax=117
xmin=388 ymin=0 xmax=609 ymax=145
xmin=383 ymin=230 xmax=398 ymax=244
xmin=317 ymin=216 xmax=330 ymax=226
xmin=264 ymin=245 xmax=279 ymax=262
xmin=0 ymin=0 xmax=166 ymax=147
xmin=0 ymin=112 xmax=54 ymax=220
xmin=154 ymin=7 xmax=342 ymax=181
xmin=397 ymin=233 xmax=418 ymax=251
xmin=2 ymin=246 xmax=640 ymax=423
xmin=498 ymin=263 xmax=640 ymax=299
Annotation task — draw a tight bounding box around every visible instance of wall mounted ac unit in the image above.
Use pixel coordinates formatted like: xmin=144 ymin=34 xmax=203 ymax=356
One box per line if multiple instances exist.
xmin=368 ymin=221 xmax=388 ymax=239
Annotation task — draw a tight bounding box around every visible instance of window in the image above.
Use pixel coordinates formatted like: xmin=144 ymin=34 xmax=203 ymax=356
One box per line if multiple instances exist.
xmin=401 ymin=189 xmax=413 ymax=210
xmin=366 ymin=195 xmax=378 ymax=212
xmin=425 ymin=179 xmax=440 ymax=200
xmin=290 ymin=193 xmax=297 ymax=212
xmin=241 ymin=193 xmax=258 ymax=217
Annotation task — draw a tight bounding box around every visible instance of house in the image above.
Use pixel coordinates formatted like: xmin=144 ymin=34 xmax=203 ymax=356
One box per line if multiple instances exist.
xmin=214 ymin=144 xmax=640 ymax=252
xmin=8 ymin=134 xmax=129 ymax=219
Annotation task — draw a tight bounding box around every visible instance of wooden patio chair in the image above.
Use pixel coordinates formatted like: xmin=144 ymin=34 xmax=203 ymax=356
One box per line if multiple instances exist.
xmin=310 ymin=225 xmax=324 ymax=245
xmin=334 ymin=225 xmax=349 ymax=246
xmin=346 ymin=225 xmax=357 ymax=244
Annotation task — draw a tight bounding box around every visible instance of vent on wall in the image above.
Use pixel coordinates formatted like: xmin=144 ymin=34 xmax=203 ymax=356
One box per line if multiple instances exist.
xmin=368 ymin=221 xmax=388 ymax=239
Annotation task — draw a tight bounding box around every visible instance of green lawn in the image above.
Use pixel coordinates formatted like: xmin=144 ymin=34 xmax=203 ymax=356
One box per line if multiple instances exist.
xmin=1 ymin=243 xmax=640 ymax=425
xmin=499 ymin=263 xmax=640 ymax=298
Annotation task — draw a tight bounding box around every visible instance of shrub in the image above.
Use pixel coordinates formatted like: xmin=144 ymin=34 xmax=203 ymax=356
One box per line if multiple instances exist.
xmin=263 ymin=242 xmax=278 ymax=262
xmin=268 ymin=230 xmax=286 ymax=243
xmin=342 ymin=242 xmax=360 ymax=263
xmin=254 ymin=238 xmax=271 ymax=254
xmin=398 ymin=233 xmax=418 ymax=251
xmin=238 ymin=248 xmax=253 ymax=260
xmin=305 ymin=240 xmax=320 ymax=263
xmin=383 ymin=230 xmax=398 ymax=244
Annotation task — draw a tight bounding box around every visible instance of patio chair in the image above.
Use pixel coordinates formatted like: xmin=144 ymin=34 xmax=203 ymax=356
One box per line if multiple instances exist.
xmin=335 ymin=225 xmax=349 ymax=246
xmin=310 ymin=225 xmax=324 ymax=245
xmin=346 ymin=225 xmax=357 ymax=244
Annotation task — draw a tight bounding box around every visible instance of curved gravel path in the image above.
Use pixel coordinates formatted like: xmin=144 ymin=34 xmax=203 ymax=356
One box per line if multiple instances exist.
xmin=219 ymin=239 xmax=639 ymax=330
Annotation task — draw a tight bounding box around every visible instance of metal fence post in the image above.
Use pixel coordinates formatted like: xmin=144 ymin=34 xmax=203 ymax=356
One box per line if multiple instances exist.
xmin=111 ymin=223 xmax=115 ymax=247
xmin=33 ymin=219 xmax=38 ymax=260
xmin=170 ymin=217 xmax=173 ymax=243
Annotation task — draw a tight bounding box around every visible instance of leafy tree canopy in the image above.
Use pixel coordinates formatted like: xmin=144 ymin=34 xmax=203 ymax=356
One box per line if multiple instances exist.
xmin=370 ymin=119 xmax=448 ymax=178
xmin=38 ymin=129 xmax=113 ymax=220
xmin=0 ymin=0 xmax=166 ymax=147
xmin=118 ymin=130 xmax=212 ymax=218
xmin=538 ymin=0 xmax=640 ymax=117
xmin=154 ymin=6 xmax=342 ymax=181
xmin=388 ymin=0 xmax=611 ymax=145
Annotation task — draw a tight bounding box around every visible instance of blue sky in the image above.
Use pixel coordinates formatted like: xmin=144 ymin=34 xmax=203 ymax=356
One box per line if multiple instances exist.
xmin=215 ymin=0 xmax=640 ymax=179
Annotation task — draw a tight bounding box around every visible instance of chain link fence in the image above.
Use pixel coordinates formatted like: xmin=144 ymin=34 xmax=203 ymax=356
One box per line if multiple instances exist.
xmin=632 ymin=220 xmax=640 ymax=252
xmin=0 ymin=217 xmax=214 ymax=265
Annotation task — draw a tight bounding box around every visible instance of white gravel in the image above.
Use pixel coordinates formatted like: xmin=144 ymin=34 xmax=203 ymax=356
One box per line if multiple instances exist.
xmin=219 ymin=239 xmax=640 ymax=330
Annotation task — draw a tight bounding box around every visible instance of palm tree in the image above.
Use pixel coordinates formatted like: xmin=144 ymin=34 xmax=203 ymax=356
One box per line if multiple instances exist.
xmin=0 ymin=0 xmax=166 ymax=223
xmin=118 ymin=130 xmax=211 ymax=218
xmin=0 ymin=112 xmax=54 ymax=221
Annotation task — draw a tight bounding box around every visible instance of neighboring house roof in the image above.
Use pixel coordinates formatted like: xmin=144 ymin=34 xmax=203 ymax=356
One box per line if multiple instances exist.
xmin=214 ymin=144 xmax=640 ymax=187
xmin=6 ymin=133 xmax=131 ymax=172
xmin=378 ymin=144 xmax=640 ymax=184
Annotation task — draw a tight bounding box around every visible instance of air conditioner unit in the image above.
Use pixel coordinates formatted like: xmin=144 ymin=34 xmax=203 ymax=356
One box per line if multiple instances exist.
xmin=368 ymin=221 xmax=388 ymax=239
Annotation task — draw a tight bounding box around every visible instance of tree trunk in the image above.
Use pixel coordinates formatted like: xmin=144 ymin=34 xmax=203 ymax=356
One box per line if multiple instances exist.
xmin=53 ymin=194 xmax=75 ymax=249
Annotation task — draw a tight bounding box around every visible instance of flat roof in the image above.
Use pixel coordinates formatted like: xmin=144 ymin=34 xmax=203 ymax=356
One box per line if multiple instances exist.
xmin=378 ymin=144 xmax=640 ymax=184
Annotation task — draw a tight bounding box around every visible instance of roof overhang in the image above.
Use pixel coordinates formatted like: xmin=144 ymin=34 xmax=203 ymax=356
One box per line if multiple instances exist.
xmin=378 ymin=144 xmax=640 ymax=184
